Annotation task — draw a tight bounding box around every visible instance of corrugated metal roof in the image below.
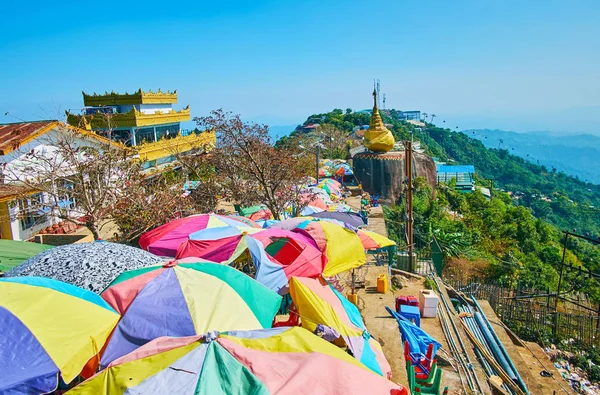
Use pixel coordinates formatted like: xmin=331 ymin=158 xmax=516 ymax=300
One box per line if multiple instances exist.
xmin=436 ymin=164 xmax=475 ymax=173
xmin=0 ymin=120 xmax=57 ymax=155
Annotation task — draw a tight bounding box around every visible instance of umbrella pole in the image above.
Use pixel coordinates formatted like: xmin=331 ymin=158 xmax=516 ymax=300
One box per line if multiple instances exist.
xmin=352 ymin=269 xmax=356 ymax=295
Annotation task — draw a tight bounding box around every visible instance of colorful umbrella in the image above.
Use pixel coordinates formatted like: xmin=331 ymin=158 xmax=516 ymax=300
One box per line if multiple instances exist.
xmin=289 ymin=276 xmax=392 ymax=379
xmin=271 ymin=218 xmax=366 ymax=276
xmin=0 ymin=240 xmax=53 ymax=273
xmin=0 ymin=277 xmax=119 ymax=393
xmin=256 ymin=219 xmax=281 ymax=228
xmin=318 ymin=167 xmax=333 ymax=177
xmin=299 ymin=205 xmax=324 ymax=216
xmin=319 ymin=178 xmax=342 ymax=188
xmin=298 ymin=193 xmax=328 ymax=210
xmin=139 ymin=214 xmax=261 ymax=257
xmin=317 ymin=179 xmax=342 ymax=197
xmin=4 ymin=242 xmax=163 ymax=293
xmin=100 ymin=261 xmax=281 ymax=367
xmin=335 ymin=163 xmax=354 ymax=176
xmin=357 ymin=230 xmax=396 ymax=251
xmin=327 ymin=203 xmax=356 ymax=213
xmin=309 ymin=211 xmax=367 ymax=228
xmin=249 ymin=209 xmax=272 ymax=221
xmin=69 ymin=327 xmax=406 ymax=395
xmin=176 ymin=230 xmax=326 ymax=294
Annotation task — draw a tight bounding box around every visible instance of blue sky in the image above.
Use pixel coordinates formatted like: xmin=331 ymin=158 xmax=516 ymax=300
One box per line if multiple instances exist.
xmin=1 ymin=0 xmax=599 ymax=134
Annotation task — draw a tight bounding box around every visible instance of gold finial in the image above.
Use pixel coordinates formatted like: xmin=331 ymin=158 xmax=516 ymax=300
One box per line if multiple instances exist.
xmin=373 ymin=80 xmax=377 ymax=108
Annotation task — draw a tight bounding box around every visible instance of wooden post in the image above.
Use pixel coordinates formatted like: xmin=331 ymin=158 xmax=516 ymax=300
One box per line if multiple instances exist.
xmin=405 ymin=140 xmax=414 ymax=272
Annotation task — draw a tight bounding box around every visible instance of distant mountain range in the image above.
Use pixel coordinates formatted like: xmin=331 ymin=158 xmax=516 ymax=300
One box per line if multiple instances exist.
xmin=466 ymin=129 xmax=600 ymax=184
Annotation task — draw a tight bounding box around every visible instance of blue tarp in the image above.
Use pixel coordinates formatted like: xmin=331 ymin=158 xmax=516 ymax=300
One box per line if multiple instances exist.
xmin=386 ymin=306 xmax=442 ymax=357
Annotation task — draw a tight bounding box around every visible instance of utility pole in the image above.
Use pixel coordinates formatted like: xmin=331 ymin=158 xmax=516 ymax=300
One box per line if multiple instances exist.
xmin=315 ymin=144 xmax=320 ymax=184
xmin=405 ymin=140 xmax=414 ymax=272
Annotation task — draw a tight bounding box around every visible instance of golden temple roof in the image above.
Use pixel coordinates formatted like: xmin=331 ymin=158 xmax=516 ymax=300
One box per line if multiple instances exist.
xmin=82 ymin=89 xmax=178 ymax=106
xmin=363 ymin=87 xmax=395 ymax=153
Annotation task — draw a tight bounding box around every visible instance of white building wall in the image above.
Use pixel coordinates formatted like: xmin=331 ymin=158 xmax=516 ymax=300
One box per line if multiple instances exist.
xmin=1 ymin=127 xmax=108 ymax=240
xmin=138 ymin=104 xmax=173 ymax=114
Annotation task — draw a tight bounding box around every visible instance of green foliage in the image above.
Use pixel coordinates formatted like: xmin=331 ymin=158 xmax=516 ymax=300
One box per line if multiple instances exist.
xmin=299 ymin=107 xmax=600 ymax=300
xmin=424 ymin=277 xmax=435 ymax=290
xmin=589 ymin=365 xmax=600 ymax=382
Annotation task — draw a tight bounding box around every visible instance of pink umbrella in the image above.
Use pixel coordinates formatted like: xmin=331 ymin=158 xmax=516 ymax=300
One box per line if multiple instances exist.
xmin=299 ymin=193 xmax=328 ymax=210
xmin=139 ymin=214 xmax=261 ymax=257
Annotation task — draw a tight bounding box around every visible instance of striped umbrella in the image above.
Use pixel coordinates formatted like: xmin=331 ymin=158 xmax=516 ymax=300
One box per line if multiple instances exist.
xmin=270 ymin=218 xmax=366 ymax=276
xmin=358 ymin=229 xmax=396 ymax=251
xmin=68 ymin=327 xmax=406 ymax=395
xmin=0 ymin=277 xmax=119 ymax=393
xmin=139 ymin=214 xmax=262 ymax=257
xmin=289 ymin=276 xmax=392 ymax=379
xmin=99 ymin=261 xmax=281 ymax=367
xmin=176 ymin=229 xmax=326 ymax=294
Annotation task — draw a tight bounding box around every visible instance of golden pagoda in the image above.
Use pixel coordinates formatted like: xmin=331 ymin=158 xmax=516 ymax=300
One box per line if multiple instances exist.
xmin=363 ymin=88 xmax=395 ymax=152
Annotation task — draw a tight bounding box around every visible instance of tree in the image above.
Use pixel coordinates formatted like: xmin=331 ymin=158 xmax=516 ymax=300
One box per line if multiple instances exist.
xmin=111 ymin=170 xmax=210 ymax=243
xmin=194 ymin=110 xmax=313 ymax=220
xmin=3 ymin=125 xmax=135 ymax=239
xmin=318 ymin=124 xmax=350 ymax=160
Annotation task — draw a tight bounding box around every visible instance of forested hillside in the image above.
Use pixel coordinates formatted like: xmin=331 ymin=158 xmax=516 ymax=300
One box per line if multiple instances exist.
xmin=289 ymin=108 xmax=600 ymax=237
xmin=281 ymin=108 xmax=600 ymax=298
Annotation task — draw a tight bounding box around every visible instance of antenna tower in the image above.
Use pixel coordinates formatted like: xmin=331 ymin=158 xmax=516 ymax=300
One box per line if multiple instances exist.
xmin=383 ymin=94 xmax=386 ymax=110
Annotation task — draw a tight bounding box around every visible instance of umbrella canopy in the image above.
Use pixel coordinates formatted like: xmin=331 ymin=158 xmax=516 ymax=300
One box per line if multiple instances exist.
xmin=327 ymin=204 xmax=356 ymax=213
xmin=319 ymin=178 xmax=341 ymax=188
xmin=139 ymin=214 xmax=261 ymax=257
xmin=249 ymin=209 xmax=272 ymax=221
xmin=100 ymin=262 xmax=281 ymax=366
xmin=309 ymin=211 xmax=367 ymax=228
xmin=176 ymin=230 xmax=326 ymax=294
xmin=0 ymin=240 xmax=53 ymax=273
xmin=4 ymin=242 xmax=163 ymax=293
xmin=271 ymin=218 xmax=366 ymax=276
xmin=256 ymin=219 xmax=281 ymax=228
xmin=289 ymin=277 xmax=392 ymax=379
xmin=69 ymin=327 xmax=406 ymax=395
xmin=357 ymin=230 xmax=396 ymax=251
xmin=0 ymin=277 xmax=119 ymax=393
xmin=317 ymin=179 xmax=341 ymax=197
xmin=299 ymin=205 xmax=324 ymax=216
xmin=335 ymin=163 xmax=354 ymax=176
xmin=298 ymin=193 xmax=328 ymax=210
xmin=318 ymin=167 xmax=333 ymax=177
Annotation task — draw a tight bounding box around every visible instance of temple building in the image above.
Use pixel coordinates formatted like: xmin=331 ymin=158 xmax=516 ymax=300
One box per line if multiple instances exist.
xmin=67 ymin=89 xmax=214 ymax=170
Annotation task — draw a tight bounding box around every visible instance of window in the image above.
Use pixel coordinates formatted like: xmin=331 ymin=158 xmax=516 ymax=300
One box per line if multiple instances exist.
xmin=19 ymin=193 xmax=47 ymax=231
xmin=135 ymin=127 xmax=156 ymax=144
xmin=111 ymin=129 xmax=132 ymax=146
xmin=156 ymin=124 xmax=180 ymax=140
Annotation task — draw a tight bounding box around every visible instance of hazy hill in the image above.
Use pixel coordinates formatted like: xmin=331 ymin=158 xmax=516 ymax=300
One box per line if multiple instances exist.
xmin=466 ymin=129 xmax=600 ymax=184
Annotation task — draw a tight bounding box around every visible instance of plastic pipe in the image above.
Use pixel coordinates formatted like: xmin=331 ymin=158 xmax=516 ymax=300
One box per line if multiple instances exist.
xmin=472 ymin=297 xmax=530 ymax=394
xmin=474 ymin=312 xmax=517 ymax=381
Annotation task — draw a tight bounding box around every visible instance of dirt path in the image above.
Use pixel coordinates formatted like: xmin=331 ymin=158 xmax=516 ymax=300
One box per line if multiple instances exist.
xmin=478 ymin=301 xmax=574 ymax=394
xmin=356 ymin=266 xmax=467 ymax=392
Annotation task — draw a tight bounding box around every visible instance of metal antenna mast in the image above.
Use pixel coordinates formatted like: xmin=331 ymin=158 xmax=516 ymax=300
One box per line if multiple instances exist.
xmin=383 ymin=94 xmax=386 ymax=110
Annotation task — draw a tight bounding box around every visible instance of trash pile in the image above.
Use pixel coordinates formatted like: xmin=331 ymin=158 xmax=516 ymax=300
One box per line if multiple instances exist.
xmin=546 ymin=345 xmax=600 ymax=394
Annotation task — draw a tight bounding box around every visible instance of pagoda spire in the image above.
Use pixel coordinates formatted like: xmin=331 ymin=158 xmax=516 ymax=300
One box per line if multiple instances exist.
xmin=363 ymin=82 xmax=395 ymax=153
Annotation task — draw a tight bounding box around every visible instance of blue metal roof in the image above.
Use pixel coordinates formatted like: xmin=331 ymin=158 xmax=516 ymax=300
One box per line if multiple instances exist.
xmin=436 ymin=165 xmax=475 ymax=173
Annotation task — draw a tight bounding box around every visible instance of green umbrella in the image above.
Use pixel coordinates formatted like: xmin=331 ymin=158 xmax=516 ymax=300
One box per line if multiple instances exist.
xmin=0 ymin=240 xmax=53 ymax=273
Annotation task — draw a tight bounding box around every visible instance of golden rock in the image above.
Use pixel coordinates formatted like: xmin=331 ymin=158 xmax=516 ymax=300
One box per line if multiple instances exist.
xmin=364 ymin=89 xmax=395 ymax=152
